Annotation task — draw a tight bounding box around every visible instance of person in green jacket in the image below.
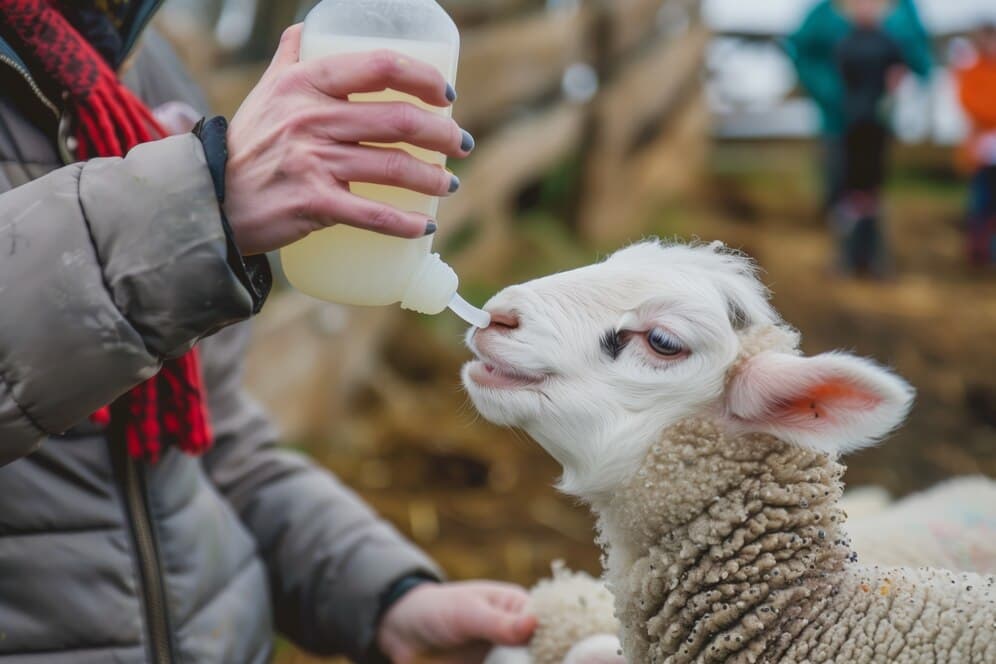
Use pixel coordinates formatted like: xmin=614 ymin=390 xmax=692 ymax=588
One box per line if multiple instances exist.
xmin=786 ymin=0 xmax=932 ymax=276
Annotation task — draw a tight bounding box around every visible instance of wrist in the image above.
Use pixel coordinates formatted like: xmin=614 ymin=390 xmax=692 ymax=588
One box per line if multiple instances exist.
xmin=193 ymin=116 xmax=229 ymax=203
xmin=384 ymin=574 xmax=435 ymax=605
xmin=192 ymin=116 xmax=271 ymax=313
xmin=372 ymin=574 xmax=439 ymax=663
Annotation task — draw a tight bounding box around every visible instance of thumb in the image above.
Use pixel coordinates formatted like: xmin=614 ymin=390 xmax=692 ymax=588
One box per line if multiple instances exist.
xmin=268 ymin=24 xmax=303 ymax=71
xmin=456 ymin=602 xmax=537 ymax=647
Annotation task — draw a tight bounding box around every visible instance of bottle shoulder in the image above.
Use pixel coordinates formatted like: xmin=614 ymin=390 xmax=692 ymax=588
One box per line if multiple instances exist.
xmin=305 ymin=0 xmax=458 ymax=45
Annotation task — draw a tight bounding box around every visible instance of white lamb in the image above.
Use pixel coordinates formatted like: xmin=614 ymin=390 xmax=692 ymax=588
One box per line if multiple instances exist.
xmin=488 ymin=478 xmax=996 ymax=664
xmin=487 ymin=478 xmax=996 ymax=664
xmin=464 ymin=241 xmax=995 ymax=663
xmin=489 ymin=478 xmax=996 ymax=664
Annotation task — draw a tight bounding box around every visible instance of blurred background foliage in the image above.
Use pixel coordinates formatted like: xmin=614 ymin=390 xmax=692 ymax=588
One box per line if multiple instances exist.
xmin=154 ymin=1 xmax=995 ymax=661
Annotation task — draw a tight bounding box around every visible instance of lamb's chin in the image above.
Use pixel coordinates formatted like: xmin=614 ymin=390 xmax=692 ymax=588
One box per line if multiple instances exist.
xmin=461 ymin=363 xmax=537 ymax=427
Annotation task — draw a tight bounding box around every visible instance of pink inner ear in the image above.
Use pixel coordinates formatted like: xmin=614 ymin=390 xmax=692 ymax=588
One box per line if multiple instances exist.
xmin=778 ymin=380 xmax=884 ymax=422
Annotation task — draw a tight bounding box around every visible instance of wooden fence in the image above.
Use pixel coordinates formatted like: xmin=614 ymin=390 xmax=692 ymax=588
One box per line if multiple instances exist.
xmin=160 ymin=0 xmax=709 ymax=439
xmin=442 ymin=0 xmax=706 ymax=249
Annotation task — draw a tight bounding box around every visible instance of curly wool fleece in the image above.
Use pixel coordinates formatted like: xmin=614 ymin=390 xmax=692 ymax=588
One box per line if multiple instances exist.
xmin=845 ymin=477 xmax=996 ymax=575
xmin=527 ymin=562 xmax=620 ymax=664
xmin=591 ymin=419 xmax=996 ymax=664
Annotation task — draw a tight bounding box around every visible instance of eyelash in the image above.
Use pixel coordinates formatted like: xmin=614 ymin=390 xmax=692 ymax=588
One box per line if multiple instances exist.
xmin=601 ymin=328 xmax=688 ymax=361
xmin=600 ymin=330 xmax=626 ymax=360
xmin=647 ymin=328 xmax=684 ymax=356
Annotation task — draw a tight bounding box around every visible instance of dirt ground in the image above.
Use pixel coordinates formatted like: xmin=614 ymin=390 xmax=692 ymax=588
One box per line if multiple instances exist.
xmin=273 ymin=141 xmax=996 ymax=663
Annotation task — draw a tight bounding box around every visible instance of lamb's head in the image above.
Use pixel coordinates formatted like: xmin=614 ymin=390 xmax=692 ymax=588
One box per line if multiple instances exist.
xmin=462 ymin=241 xmax=914 ymax=500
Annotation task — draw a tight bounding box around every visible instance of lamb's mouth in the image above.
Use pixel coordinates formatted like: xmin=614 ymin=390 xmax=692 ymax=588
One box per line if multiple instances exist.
xmin=466 ymin=359 xmax=547 ymax=389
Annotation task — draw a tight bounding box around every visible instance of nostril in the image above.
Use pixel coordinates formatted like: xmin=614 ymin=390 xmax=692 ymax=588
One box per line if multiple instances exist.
xmin=488 ymin=310 xmax=520 ymax=331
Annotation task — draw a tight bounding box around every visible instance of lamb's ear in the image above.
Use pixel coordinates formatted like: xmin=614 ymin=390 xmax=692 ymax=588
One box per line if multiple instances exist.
xmin=726 ymin=351 xmax=915 ymax=455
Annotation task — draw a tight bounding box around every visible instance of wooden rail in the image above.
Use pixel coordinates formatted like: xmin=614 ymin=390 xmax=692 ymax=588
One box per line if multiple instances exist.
xmin=454 ymin=6 xmax=592 ymax=133
xmin=441 ymin=0 xmax=543 ymax=28
xmin=443 ymin=0 xmax=707 ymax=247
xmin=578 ymin=22 xmax=709 ymax=243
xmin=610 ymin=0 xmax=676 ymax=58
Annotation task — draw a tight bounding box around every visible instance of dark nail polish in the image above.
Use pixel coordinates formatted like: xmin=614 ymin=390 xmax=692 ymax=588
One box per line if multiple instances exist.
xmin=460 ymin=129 xmax=476 ymax=153
xmin=448 ymin=174 xmax=461 ymax=193
xmin=424 ymin=221 xmax=438 ymax=236
xmin=445 ymin=83 xmax=457 ymax=103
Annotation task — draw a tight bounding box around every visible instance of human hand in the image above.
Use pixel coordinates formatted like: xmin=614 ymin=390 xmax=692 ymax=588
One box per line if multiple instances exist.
xmin=153 ymin=101 xmax=202 ymax=135
xmin=224 ymin=24 xmax=473 ymax=255
xmin=377 ymin=581 xmax=537 ymax=664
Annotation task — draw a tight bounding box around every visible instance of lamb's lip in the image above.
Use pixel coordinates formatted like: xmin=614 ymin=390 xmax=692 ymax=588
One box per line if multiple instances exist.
xmin=466 ymin=353 xmax=547 ymax=389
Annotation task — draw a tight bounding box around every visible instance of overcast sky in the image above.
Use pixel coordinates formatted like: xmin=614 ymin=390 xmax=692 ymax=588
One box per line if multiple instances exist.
xmin=703 ymin=0 xmax=996 ymax=36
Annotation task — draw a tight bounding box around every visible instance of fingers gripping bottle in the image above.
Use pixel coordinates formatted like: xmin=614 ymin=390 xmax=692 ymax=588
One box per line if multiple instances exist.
xmin=280 ymin=0 xmax=490 ymax=328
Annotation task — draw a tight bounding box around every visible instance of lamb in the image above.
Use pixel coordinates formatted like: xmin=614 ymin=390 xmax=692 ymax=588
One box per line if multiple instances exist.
xmin=463 ymin=240 xmax=995 ymax=663
xmin=487 ymin=478 xmax=996 ymax=664
xmin=490 ymin=477 xmax=996 ymax=664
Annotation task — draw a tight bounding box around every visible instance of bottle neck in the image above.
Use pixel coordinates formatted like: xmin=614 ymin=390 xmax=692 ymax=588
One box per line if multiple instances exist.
xmin=400 ymin=253 xmax=458 ymax=315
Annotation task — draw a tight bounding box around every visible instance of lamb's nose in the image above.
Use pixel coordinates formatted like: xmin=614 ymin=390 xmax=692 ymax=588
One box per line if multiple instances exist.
xmin=487 ymin=310 xmax=520 ymax=331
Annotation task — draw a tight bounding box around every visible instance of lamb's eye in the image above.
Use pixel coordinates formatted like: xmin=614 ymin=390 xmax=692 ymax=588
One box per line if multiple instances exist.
xmin=647 ymin=328 xmax=683 ymax=356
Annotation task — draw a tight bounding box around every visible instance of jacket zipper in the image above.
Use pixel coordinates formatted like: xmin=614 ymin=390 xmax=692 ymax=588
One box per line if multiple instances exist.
xmin=118 ymin=447 xmax=175 ymax=664
xmin=0 ymin=53 xmax=58 ymax=118
xmin=0 ymin=0 xmax=164 ymax=163
xmin=0 ymin=52 xmax=79 ymax=162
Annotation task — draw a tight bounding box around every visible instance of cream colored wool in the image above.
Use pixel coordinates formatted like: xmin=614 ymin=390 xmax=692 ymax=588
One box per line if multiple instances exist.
xmin=591 ymin=419 xmax=996 ymax=663
xmin=725 ymin=324 xmax=801 ymax=382
xmin=526 ymin=563 xmax=620 ymax=664
xmin=498 ymin=478 xmax=996 ymax=664
xmin=846 ymin=477 xmax=996 ymax=575
xmin=838 ymin=486 xmax=893 ymax=519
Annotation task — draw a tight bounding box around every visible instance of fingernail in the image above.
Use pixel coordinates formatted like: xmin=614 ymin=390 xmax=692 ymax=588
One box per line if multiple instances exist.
xmin=424 ymin=221 xmax=438 ymax=236
xmin=445 ymin=83 xmax=457 ymax=103
xmin=461 ymin=129 xmax=476 ymax=153
xmin=448 ymin=174 xmax=461 ymax=193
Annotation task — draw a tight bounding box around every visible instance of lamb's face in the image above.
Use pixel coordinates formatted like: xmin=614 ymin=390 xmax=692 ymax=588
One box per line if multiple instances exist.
xmin=462 ymin=242 xmax=778 ymax=496
xmin=463 ymin=241 xmax=915 ymax=500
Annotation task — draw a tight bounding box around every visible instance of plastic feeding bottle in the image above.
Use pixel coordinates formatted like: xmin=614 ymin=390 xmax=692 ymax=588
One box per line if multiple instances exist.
xmin=279 ymin=0 xmax=491 ymax=329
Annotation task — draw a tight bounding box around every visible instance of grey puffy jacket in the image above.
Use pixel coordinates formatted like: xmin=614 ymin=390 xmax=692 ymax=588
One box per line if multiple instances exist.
xmin=0 ymin=29 xmax=440 ymax=664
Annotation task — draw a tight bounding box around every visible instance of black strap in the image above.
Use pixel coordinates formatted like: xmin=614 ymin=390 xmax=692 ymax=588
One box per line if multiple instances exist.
xmin=192 ymin=115 xmax=272 ymax=314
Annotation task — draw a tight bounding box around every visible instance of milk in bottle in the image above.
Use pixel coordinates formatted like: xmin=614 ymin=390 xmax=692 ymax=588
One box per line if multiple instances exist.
xmin=279 ymin=0 xmax=489 ymax=327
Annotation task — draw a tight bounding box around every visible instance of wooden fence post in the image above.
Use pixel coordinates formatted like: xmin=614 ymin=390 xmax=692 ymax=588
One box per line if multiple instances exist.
xmin=575 ymin=0 xmax=707 ymax=246
xmin=566 ymin=0 xmax=613 ymax=234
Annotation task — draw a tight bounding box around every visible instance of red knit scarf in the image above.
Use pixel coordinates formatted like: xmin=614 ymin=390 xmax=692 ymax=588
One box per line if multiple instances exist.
xmin=0 ymin=0 xmax=212 ymax=463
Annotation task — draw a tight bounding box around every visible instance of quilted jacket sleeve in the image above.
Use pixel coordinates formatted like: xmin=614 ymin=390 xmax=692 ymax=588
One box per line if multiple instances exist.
xmin=199 ymin=322 xmax=443 ymax=662
xmin=0 ymin=134 xmax=257 ymax=464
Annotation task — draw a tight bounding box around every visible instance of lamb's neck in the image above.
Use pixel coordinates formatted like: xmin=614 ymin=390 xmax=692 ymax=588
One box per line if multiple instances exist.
xmin=591 ymin=419 xmax=854 ymax=663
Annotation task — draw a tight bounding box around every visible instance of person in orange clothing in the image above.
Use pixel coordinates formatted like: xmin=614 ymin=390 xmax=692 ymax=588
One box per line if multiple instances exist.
xmin=956 ymin=22 xmax=996 ymax=265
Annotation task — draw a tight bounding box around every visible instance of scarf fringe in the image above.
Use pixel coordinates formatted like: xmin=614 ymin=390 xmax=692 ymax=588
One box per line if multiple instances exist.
xmin=75 ymin=74 xmax=165 ymax=160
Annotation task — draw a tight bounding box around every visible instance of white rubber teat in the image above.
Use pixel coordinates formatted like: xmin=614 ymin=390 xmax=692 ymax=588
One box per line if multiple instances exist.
xmin=449 ymin=293 xmax=491 ymax=328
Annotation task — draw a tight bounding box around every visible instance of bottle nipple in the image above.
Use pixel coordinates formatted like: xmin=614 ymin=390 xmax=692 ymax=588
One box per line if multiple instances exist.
xmin=448 ymin=293 xmax=491 ymax=328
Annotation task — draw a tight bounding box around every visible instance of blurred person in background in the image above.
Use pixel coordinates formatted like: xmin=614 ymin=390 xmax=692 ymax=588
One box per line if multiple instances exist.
xmin=0 ymin=2 xmax=534 ymax=663
xmin=955 ymin=20 xmax=996 ymax=266
xmin=787 ymin=0 xmax=932 ymax=277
